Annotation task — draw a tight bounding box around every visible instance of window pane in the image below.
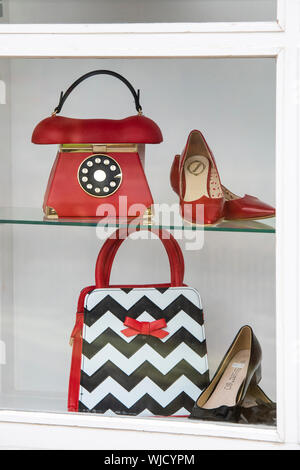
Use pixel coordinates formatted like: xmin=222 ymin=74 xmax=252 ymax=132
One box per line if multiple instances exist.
xmin=1 ymin=0 xmax=277 ymax=24
xmin=0 ymin=58 xmax=276 ymax=430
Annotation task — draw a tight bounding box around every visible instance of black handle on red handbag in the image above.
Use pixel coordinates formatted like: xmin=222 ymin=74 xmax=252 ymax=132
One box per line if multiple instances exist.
xmin=95 ymin=228 xmax=185 ymax=288
xmin=53 ymin=69 xmax=142 ymax=115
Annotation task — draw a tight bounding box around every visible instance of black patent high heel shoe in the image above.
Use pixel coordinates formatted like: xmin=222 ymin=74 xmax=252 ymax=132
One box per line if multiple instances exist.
xmin=189 ymin=325 xmax=262 ymax=423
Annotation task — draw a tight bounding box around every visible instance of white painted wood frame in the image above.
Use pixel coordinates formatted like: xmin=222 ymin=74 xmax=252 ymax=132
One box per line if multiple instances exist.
xmin=0 ymin=0 xmax=299 ymax=450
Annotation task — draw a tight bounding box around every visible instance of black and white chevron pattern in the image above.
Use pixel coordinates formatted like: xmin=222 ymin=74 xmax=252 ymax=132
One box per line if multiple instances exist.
xmin=79 ymin=287 xmax=209 ymax=416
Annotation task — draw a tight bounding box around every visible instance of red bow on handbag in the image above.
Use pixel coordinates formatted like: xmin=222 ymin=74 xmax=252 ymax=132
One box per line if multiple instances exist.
xmin=121 ymin=317 xmax=169 ymax=339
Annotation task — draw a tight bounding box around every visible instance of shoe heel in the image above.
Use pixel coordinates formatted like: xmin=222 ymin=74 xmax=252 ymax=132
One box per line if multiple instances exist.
xmin=170 ymin=154 xmax=180 ymax=195
xmin=251 ymin=365 xmax=262 ymax=386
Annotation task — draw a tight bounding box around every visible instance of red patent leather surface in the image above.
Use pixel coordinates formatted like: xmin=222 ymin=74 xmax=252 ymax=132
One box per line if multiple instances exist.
xmin=180 ymin=196 xmax=224 ymax=225
xmin=95 ymin=228 xmax=185 ymax=288
xmin=68 ymin=285 xmax=94 ymax=412
xmin=170 ymin=154 xmax=180 ymax=195
xmin=173 ymin=130 xmax=225 ymax=225
xmin=223 ymin=194 xmax=275 ymax=220
xmin=98 ymin=233 xmax=184 ymax=288
xmin=121 ymin=317 xmax=169 ymax=339
xmin=32 ymin=115 xmax=163 ymax=144
xmin=170 ymin=140 xmax=275 ymax=222
xmin=43 ymin=151 xmax=153 ymax=217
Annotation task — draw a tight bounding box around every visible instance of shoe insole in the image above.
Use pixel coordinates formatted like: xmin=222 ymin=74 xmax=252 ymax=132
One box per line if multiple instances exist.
xmin=202 ymin=349 xmax=251 ymax=409
xmin=222 ymin=185 xmax=239 ymax=201
xmin=183 ymin=155 xmax=223 ymax=202
xmin=183 ymin=155 xmax=210 ymax=202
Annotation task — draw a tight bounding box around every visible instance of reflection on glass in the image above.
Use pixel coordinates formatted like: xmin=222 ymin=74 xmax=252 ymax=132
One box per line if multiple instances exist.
xmin=0 ymin=207 xmax=275 ymax=233
xmin=2 ymin=0 xmax=277 ymax=24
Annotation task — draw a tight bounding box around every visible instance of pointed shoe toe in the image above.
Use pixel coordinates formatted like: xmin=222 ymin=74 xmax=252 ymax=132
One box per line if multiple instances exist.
xmin=222 ymin=187 xmax=275 ymax=221
xmin=189 ymin=404 xmax=243 ymax=423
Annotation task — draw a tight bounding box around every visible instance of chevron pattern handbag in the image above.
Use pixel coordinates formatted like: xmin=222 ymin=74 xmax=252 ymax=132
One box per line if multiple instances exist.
xmin=68 ymin=229 xmax=209 ymax=417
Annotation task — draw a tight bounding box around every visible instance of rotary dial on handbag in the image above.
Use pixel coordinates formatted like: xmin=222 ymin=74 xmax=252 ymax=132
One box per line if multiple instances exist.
xmin=78 ymin=154 xmax=122 ymax=197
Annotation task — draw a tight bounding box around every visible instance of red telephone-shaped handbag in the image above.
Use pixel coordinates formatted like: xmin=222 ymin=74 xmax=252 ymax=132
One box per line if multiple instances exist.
xmin=32 ymin=70 xmax=163 ymax=219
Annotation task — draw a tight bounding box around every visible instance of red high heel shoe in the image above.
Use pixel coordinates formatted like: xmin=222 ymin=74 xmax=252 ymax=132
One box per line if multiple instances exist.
xmin=170 ymin=132 xmax=275 ymax=223
xmin=170 ymin=130 xmax=224 ymax=225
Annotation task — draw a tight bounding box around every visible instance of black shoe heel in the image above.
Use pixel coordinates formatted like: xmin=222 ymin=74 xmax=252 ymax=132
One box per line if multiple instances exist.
xmin=250 ymin=364 xmax=262 ymax=386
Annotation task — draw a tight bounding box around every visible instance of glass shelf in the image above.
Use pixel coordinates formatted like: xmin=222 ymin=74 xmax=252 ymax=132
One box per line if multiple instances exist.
xmin=0 ymin=207 xmax=275 ymax=233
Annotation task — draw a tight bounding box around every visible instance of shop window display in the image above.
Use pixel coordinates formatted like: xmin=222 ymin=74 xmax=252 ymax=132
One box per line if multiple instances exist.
xmin=0 ymin=59 xmax=276 ymax=431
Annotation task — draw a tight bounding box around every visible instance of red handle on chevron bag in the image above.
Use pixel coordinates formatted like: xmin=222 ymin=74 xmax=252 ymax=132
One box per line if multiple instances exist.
xmin=95 ymin=228 xmax=185 ymax=288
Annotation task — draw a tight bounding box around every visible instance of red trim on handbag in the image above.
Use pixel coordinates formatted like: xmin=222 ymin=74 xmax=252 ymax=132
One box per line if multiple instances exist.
xmin=69 ymin=313 xmax=84 ymax=346
xmin=121 ymin=317 xmax=169 ymax=339
xmin=68 ymin=285 xmax=94 ymax=412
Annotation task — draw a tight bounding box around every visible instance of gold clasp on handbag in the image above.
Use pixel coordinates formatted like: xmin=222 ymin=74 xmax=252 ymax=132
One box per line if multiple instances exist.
xmin=60 ymin=143 xmax=138 ymax=153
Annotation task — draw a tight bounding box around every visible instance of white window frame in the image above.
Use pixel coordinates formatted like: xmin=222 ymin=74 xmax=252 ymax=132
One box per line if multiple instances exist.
xmin=0 ymin=0 xmax=299 ymax=450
